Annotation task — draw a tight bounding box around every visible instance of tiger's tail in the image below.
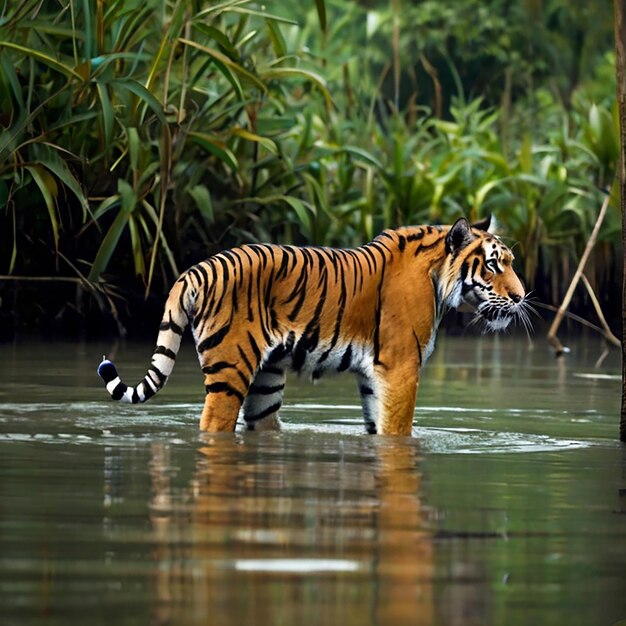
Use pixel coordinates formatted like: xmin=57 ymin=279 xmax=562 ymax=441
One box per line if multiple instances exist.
xmin=98 ymin=279 xmax=190 ymax=404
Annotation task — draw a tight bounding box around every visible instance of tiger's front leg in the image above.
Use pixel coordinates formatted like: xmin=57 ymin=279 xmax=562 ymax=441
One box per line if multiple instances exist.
xmin=375 ymin=365 xmax=419 ymax=436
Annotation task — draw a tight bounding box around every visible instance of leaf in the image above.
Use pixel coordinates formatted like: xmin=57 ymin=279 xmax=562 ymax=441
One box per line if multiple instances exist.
xmin=239 ymin=194 xmax=315 ymax=237
xmin=197 ymin=0 xmax=255 ymax=18
xmin=231 ymin=127 xmax=278 ymax=154
xmin=88 ymin=180 xmax=136 ymax=281
xmin=0 ymin=41 xmax=83 ymax=80
xmin=315 ymin=143 xmax=384 ymax=169
xmin=180 ymin=38 xmax=267 ymax=93
xmin=92 ymin=194 xmax=121 ymax=221
xmin=188 ymin=131 xmax=239 ymax=171
xmin=96 ymin=81 xmax=114 ymax=153
xmin=192 ymin=23 xmax=239 ymax=59
xmin=189 ymin=185 xmax=214 ymax=222
xmin=26 ymin=165 xmax=60 ymax=252
xmin=110 ymin=78 xmax=167 ymax=126
xmin=0 ymin=51 xmax=24 ymax=109
xmin=315 ymin=0 xmax=327 ymax=33
xmin=261 ymin=67 xmax=332 ymax=108
xmin=207 ymin=55 xmax=244 ymax=100
xmin=266 ymin=19 xmax=287 ymax=58
xmin=38 ymin=146 xmax=91 ymax=221
xmin=118 ymin=179 xmax=137 ymax=214
xmin=229 ymin=7 xmax=298 ymax=25
xmin=127 ymin=215 xmax=146 ymax=278
xmin=475 ymin=178 xmax=512 ymax=212
xmin=141 ymin=199 xmax=179 ymax=278
xmin=128 ymin=127 xmax=140 ymax=172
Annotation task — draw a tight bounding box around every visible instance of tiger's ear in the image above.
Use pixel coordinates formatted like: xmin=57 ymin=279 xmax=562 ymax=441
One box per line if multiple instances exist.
xmin=472 ymin=214 xmax=491 ymax=232
xmin=446 ymin=217 xmax=475 ymax=254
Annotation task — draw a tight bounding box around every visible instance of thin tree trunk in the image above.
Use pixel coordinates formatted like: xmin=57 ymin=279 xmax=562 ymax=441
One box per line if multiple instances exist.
xmin=615 ymin=0 xmax=626 ymax=442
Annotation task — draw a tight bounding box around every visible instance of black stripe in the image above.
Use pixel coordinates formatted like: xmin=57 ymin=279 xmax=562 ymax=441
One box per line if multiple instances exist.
xmin=359 ymin=385 xmax=374 ymax=396
xmin=471 ymin=257 xmax=480 ymax=278
xmin=373 ymin=253 xmax=387 ymax=365
xmin=320 ymin=248 xmax=338 ymax=281
xmin=363 ymin=243 xmax=379 ymax=264
xmin=192 ymin=262 xmax=212 ymax=326
xmin=237 ymin=369 xmax=250 ymax=388
xmin=338 ymin=344 xmax=352 ymax=372
xmin=201 ymin=361 xmax=235 ymax=375
xmin=111 ymin=382 xmax=127 ymax=401
xmin=460 ymin=260 xmax=469 ymax=282
xmin=407 ymin=229 xmax=425 ymax=242
xmin=248 ymin=383 xmax=285 ymax=395
xmin=197 ymin=323 xmax=231 ymax=353
xmin=413 ymin=330 xmax=423 ymax=368
xmin=155 ymin=345 xmax=177 ymax=360
xmin=148 ymin=365 xmax=167 ymax=384
xmin=372 ymin=239 xmax=392 ymax=254
xmin=247 ymin=269 xmax=254 ymax=321
xmin=245 ymin=401 xmax=282 ymax=423
xmin=216 ymin=255 xmax=230 ymax=284
xmin=414 ymin=233 xmax=445 ymax=257
xmin=247 ymin=332 xmax=262 ymax=365
xmin=204 ymin=382 xmax=245 ymax=403
xmin=240 ymin=247 xmax=255 ymax=322
xmin=276 ymin=247 xmax=292 ymax=280
xmin=141 ymin=381 xmax=156 ymax=401
xmin=231 ymin=284 xmax=239 ymax=313
xmin=233 ymin=249 xmax=245 ymax=287
xmin=237 ymin=345 xmax=254 ymax=375
xmin=360 ymin=247 xmax=374 ymax=274
xmin=159 ymin=318 xmax=184 ymax=335
xmin=317 ymin=264 xmax=347 ymax=363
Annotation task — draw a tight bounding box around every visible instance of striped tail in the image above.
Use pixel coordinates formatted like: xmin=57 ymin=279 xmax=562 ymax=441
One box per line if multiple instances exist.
xmin=98 ymin=282 xmax=189 ymax=404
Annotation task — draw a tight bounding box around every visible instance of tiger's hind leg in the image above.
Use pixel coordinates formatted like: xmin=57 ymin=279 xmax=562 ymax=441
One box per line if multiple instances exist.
xmin=242 ymin=366 xmax=286 ymax=431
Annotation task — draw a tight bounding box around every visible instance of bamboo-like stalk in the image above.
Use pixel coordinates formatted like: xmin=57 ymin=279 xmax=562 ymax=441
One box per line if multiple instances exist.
xmin=580 ymin=273 xmax=621 ymax=348
xmin=546 ymin=192 xmax=611 ymax=355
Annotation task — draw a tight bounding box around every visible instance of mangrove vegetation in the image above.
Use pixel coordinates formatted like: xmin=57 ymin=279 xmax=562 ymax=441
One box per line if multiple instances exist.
xmin=0 ymin=0 xmax=619 ymax=337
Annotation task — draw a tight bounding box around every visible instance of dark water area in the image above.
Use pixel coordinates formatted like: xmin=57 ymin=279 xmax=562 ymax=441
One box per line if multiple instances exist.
xmin=1 ymin=336 xmax=625 ymax=626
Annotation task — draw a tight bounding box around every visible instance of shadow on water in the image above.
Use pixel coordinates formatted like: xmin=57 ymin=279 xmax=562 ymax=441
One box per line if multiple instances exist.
xmin=1 ymin=336 xmax=626 ymax=625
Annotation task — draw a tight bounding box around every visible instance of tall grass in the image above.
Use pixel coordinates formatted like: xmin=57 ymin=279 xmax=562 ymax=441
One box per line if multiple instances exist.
xmin=0 ymin=0 xmax=619 ymax=333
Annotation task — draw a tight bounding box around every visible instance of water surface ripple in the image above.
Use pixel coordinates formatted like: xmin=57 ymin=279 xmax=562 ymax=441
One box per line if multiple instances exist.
xmin=1 ymin=337 xmax=625 ymax=626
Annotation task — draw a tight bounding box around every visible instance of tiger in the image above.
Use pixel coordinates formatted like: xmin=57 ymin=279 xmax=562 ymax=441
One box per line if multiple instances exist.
xmin=98 ymin=216 xmax=530 ymax=436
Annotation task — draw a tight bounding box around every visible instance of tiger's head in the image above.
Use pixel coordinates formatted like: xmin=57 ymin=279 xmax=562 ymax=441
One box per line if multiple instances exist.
xmin=442 ymin=216 xmax=531 ymax=333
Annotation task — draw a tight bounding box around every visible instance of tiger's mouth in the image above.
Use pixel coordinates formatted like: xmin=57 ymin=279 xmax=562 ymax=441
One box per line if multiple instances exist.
xmin=472 ymin=298 xmax=533 ymax=334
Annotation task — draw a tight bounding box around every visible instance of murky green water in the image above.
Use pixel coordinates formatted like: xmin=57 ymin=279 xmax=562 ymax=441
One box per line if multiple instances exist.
xmin=1 ymin=336 xmax=625 ymax=626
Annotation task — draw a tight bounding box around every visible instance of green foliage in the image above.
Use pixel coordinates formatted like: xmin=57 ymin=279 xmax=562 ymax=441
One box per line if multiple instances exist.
xmin=0 ymin=0 xmax=619 ymax=333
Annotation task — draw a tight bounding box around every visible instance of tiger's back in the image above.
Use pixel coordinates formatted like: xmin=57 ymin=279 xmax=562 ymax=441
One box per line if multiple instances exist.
xmin=98 ymin=218 xmax=530 ymax=435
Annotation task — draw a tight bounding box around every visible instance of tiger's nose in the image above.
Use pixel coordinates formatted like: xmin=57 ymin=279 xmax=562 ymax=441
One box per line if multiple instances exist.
xmin=509 ymin=292 xmax=522 ymax=303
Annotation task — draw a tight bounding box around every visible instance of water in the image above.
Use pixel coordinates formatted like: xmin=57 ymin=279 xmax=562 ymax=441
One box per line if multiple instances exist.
xmin=1 ymin=336 xmax=625 ymax=626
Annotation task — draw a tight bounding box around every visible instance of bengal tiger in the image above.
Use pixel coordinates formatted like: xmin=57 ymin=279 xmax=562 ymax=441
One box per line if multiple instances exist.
xmin=98 ymin=216 xmax=530 ymax=436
